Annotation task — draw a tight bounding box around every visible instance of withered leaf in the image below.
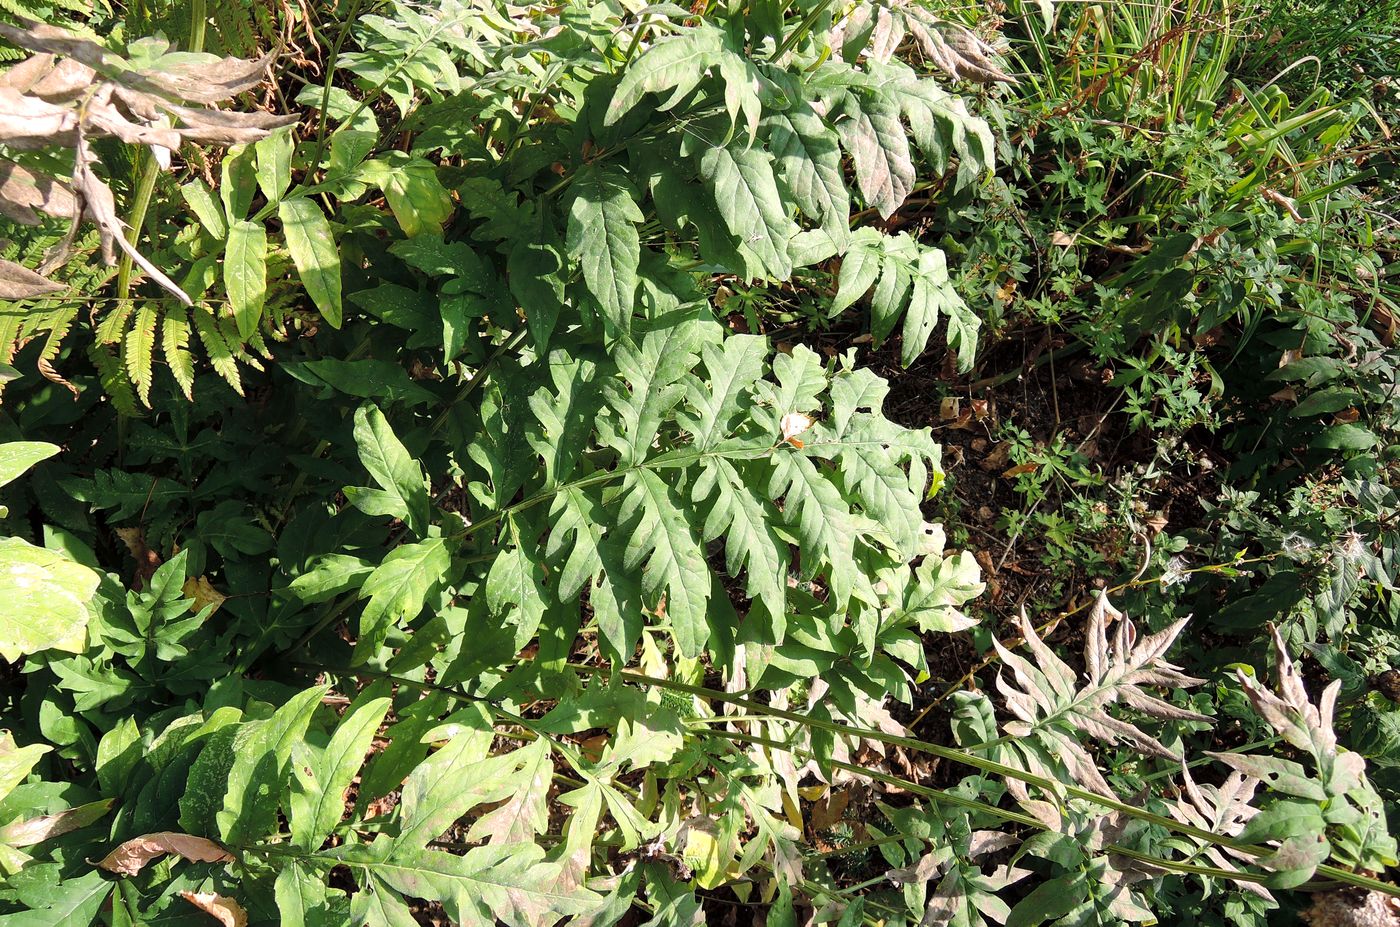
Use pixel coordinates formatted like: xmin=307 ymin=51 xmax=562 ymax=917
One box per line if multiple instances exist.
xmin=145 ymin=51 xmax=277 ymax=104
xmin=179 ymin=891 xmax=248 ymax=927
xmin=97 ymin=831 xmax=233 ymax=875
xmin=994 ymin=597 xmax=1207 ymax=770
xmin=0 ymin=159 xmax=77 ymax=224
xmin=908 ymin=17 xmax=1018 ymax=84
xmin=0 ymin=799 xmax=112 ymax=847
xmin=0 ymin=86 xmax=79 ymax=149
xmin=0 ymin=258 xmax=64 ymax=299
xmin=0 ymin=19 xmax=108 ymax=70
xmin=0 ymin=53 xmax=57 ymax=92
xmin=72 ymin=139 xmax=193 ymax=304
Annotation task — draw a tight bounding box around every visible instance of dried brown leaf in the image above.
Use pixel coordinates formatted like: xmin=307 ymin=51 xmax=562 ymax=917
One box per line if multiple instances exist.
xmin=0 ymin=159 xmax=77 ymax=224
xmin=179 ymin=891 xmax=248 ymax=927
xmin=71 ymin=139 xmax=192 ymax=304
xmin=886 ymin=848 xmax=948 ymax=886
xmin=28 ymin=58 xmax=96 ymax=103
xmin=909 ymin=18 xmax=1018 ymax=84
xmin=0 ymin=799 xmax=112 ymax=846
xmin=0 ymin=53 xmax=57 ymax=93
xmin=144 ymin=51 xmax=276 ymax=104
xmin=0 ymin=258 xmax=64 ymax=299
xmin=994 ymin=600 xmax=1207 ymax=778
xmin=0 ymin=20 xmax=108 ymax=69
xmin=97 ymin=832 xmax=232 ymax=875
xmin=0 ymin=86 xmax=79 ymax=149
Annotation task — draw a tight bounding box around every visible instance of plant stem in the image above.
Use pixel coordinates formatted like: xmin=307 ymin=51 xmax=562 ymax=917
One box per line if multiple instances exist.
xmin=578 ymin=665 xmax=1400 ymax=898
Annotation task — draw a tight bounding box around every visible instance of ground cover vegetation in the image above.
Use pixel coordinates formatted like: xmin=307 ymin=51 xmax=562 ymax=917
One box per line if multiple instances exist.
xmin=0 ymin=0 xmax=1397 ymax=924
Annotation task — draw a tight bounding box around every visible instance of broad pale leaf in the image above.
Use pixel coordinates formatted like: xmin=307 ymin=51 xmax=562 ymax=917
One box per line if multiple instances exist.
xmin=291 ymin=695 xmax=392 ymax=851
xmin=0 ymin=441 xmax=57 ymax=488
xmin=765 ymin=108 xmax=850 ymax=250
xmin=358 ymin=155 xmax=454 ymax=238
xmin=619 ymin=469 xmax=711 ymax=657
xmin=606 ymin=27 xmax=723 ymax=125
xmin=465 ymin=738 xmax=552 ymax=846
xmin=340 ymin=838 xmax=601 ymax=927
xmin=0 ymin=733 xmax=49 ymax=804
xmin=354 ymin=538 xmax=455 ymax=659
xmin=839 ymin=92 xmax=915 ymax=219
xmin=217 ymin=685 xmax=328 ymax=845
xmin=0 ymin=537 xmax=100 ymax=661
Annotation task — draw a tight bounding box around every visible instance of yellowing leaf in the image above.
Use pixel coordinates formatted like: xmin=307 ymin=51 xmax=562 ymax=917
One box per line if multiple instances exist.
xmin=180 ymin=891 xmax=248 ymax=927
xmin=0 ymin=733 xmax=50 ymax=805
xmin=97 ymin=832 xmax=232 ymax=876
xmin=182 ymin=576 xmax=226 ymax=615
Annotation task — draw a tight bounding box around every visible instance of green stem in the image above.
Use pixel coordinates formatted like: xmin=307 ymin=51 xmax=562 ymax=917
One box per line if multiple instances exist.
xmin=188 ymin=0 xmax=207 ymax=53
xmin=581 ymin=665 xmax=1400 ymax=898
xmin=298 ymin=664 xmax=1293 ymax=898
xmin=115 ymin=152 xmax=161 ymax=302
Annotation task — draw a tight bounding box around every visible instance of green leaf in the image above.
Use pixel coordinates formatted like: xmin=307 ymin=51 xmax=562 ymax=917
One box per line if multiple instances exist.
xmin=287 ymin=554 xmax=376 ymax=604
xmin=180 ymin=179 xmax=226 ymax=238
xmin=276 ymin=862 xmax=344 ymax=927
xmin=698 ymin=144 xmax=795 ymax=281
xmin=359 ymin=155 xmax=454 ymax=238
xmin=161 ymin=310 xmax=195 ymax=400
xmin=768 ymin=451 xmax=859 ymax=607
xmin=217 ymin=685 xmax=328 ymax=846
xmin=291 ymin=695 xmax=392 ymax=851
xmin=547 ymin=486 xmax=644 ymax=660
xmin=0 ymin=732 xmax=50 ymax=805
xmin=280 ymin=197 xmax=344 ymax=327
xmin=0 ymin=441 xmax=58 ymax=488
xmin=694 ymin=457 xmax=789 ymax=629
xmin=1006 ymin=874 xmax=1083 ymax=927
xmin=679 ymin=335 xmax=767 ymax=451
xmin=255 ymin=129 xmax=294 ymax=204
xmin=485 ymin=540 xmax=548 ymax=651
xmin=0 ymin=870 xmax=111 ymax=927
xmin=605 ymin=27 xmax=722 ymax=125
xmin=567 ymin=164 xmax=643 ymax=336
xmin=337 ymin=838 xmax=601 ymax=927
xmin=354 ymin=538 xmax=455 ymax=660
xmin=287 ymin=358 xmax=439 ymax=406
xmin=620 ymin=469 xmax=711 ymax=657
xmin=225 ymin=219 xmax=268 ymax=339
xmin=508 ymin=235 xmax=566 ymax=354
xmin=124 ymin=303 xmax=158 ymax=406
xmin=766 ymin=108 xmax=850 ymax=250
xmin=351 ymin=405 xmax=431 ymax=537
xmin=220 ymin=144 xmax=257 ymax=221
xmin=0 ymin=538 xmax=100 ymax=662
xmin=1311 ymin=423 xmax=1378 ymax=451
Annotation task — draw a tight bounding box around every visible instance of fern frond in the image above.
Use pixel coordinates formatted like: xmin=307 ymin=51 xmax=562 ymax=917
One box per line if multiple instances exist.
xmin=89 ymin=342 xmax=137 ymax=415
xmin=193 ymin=306 xmax=243 ymax=396
xmin=161 ymin=310 xmax=194 ymax=401
xmin=125 ymin=304 xmax=158 ymax=407
xmin=95 ymin=301 xmax=134 ymax=346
